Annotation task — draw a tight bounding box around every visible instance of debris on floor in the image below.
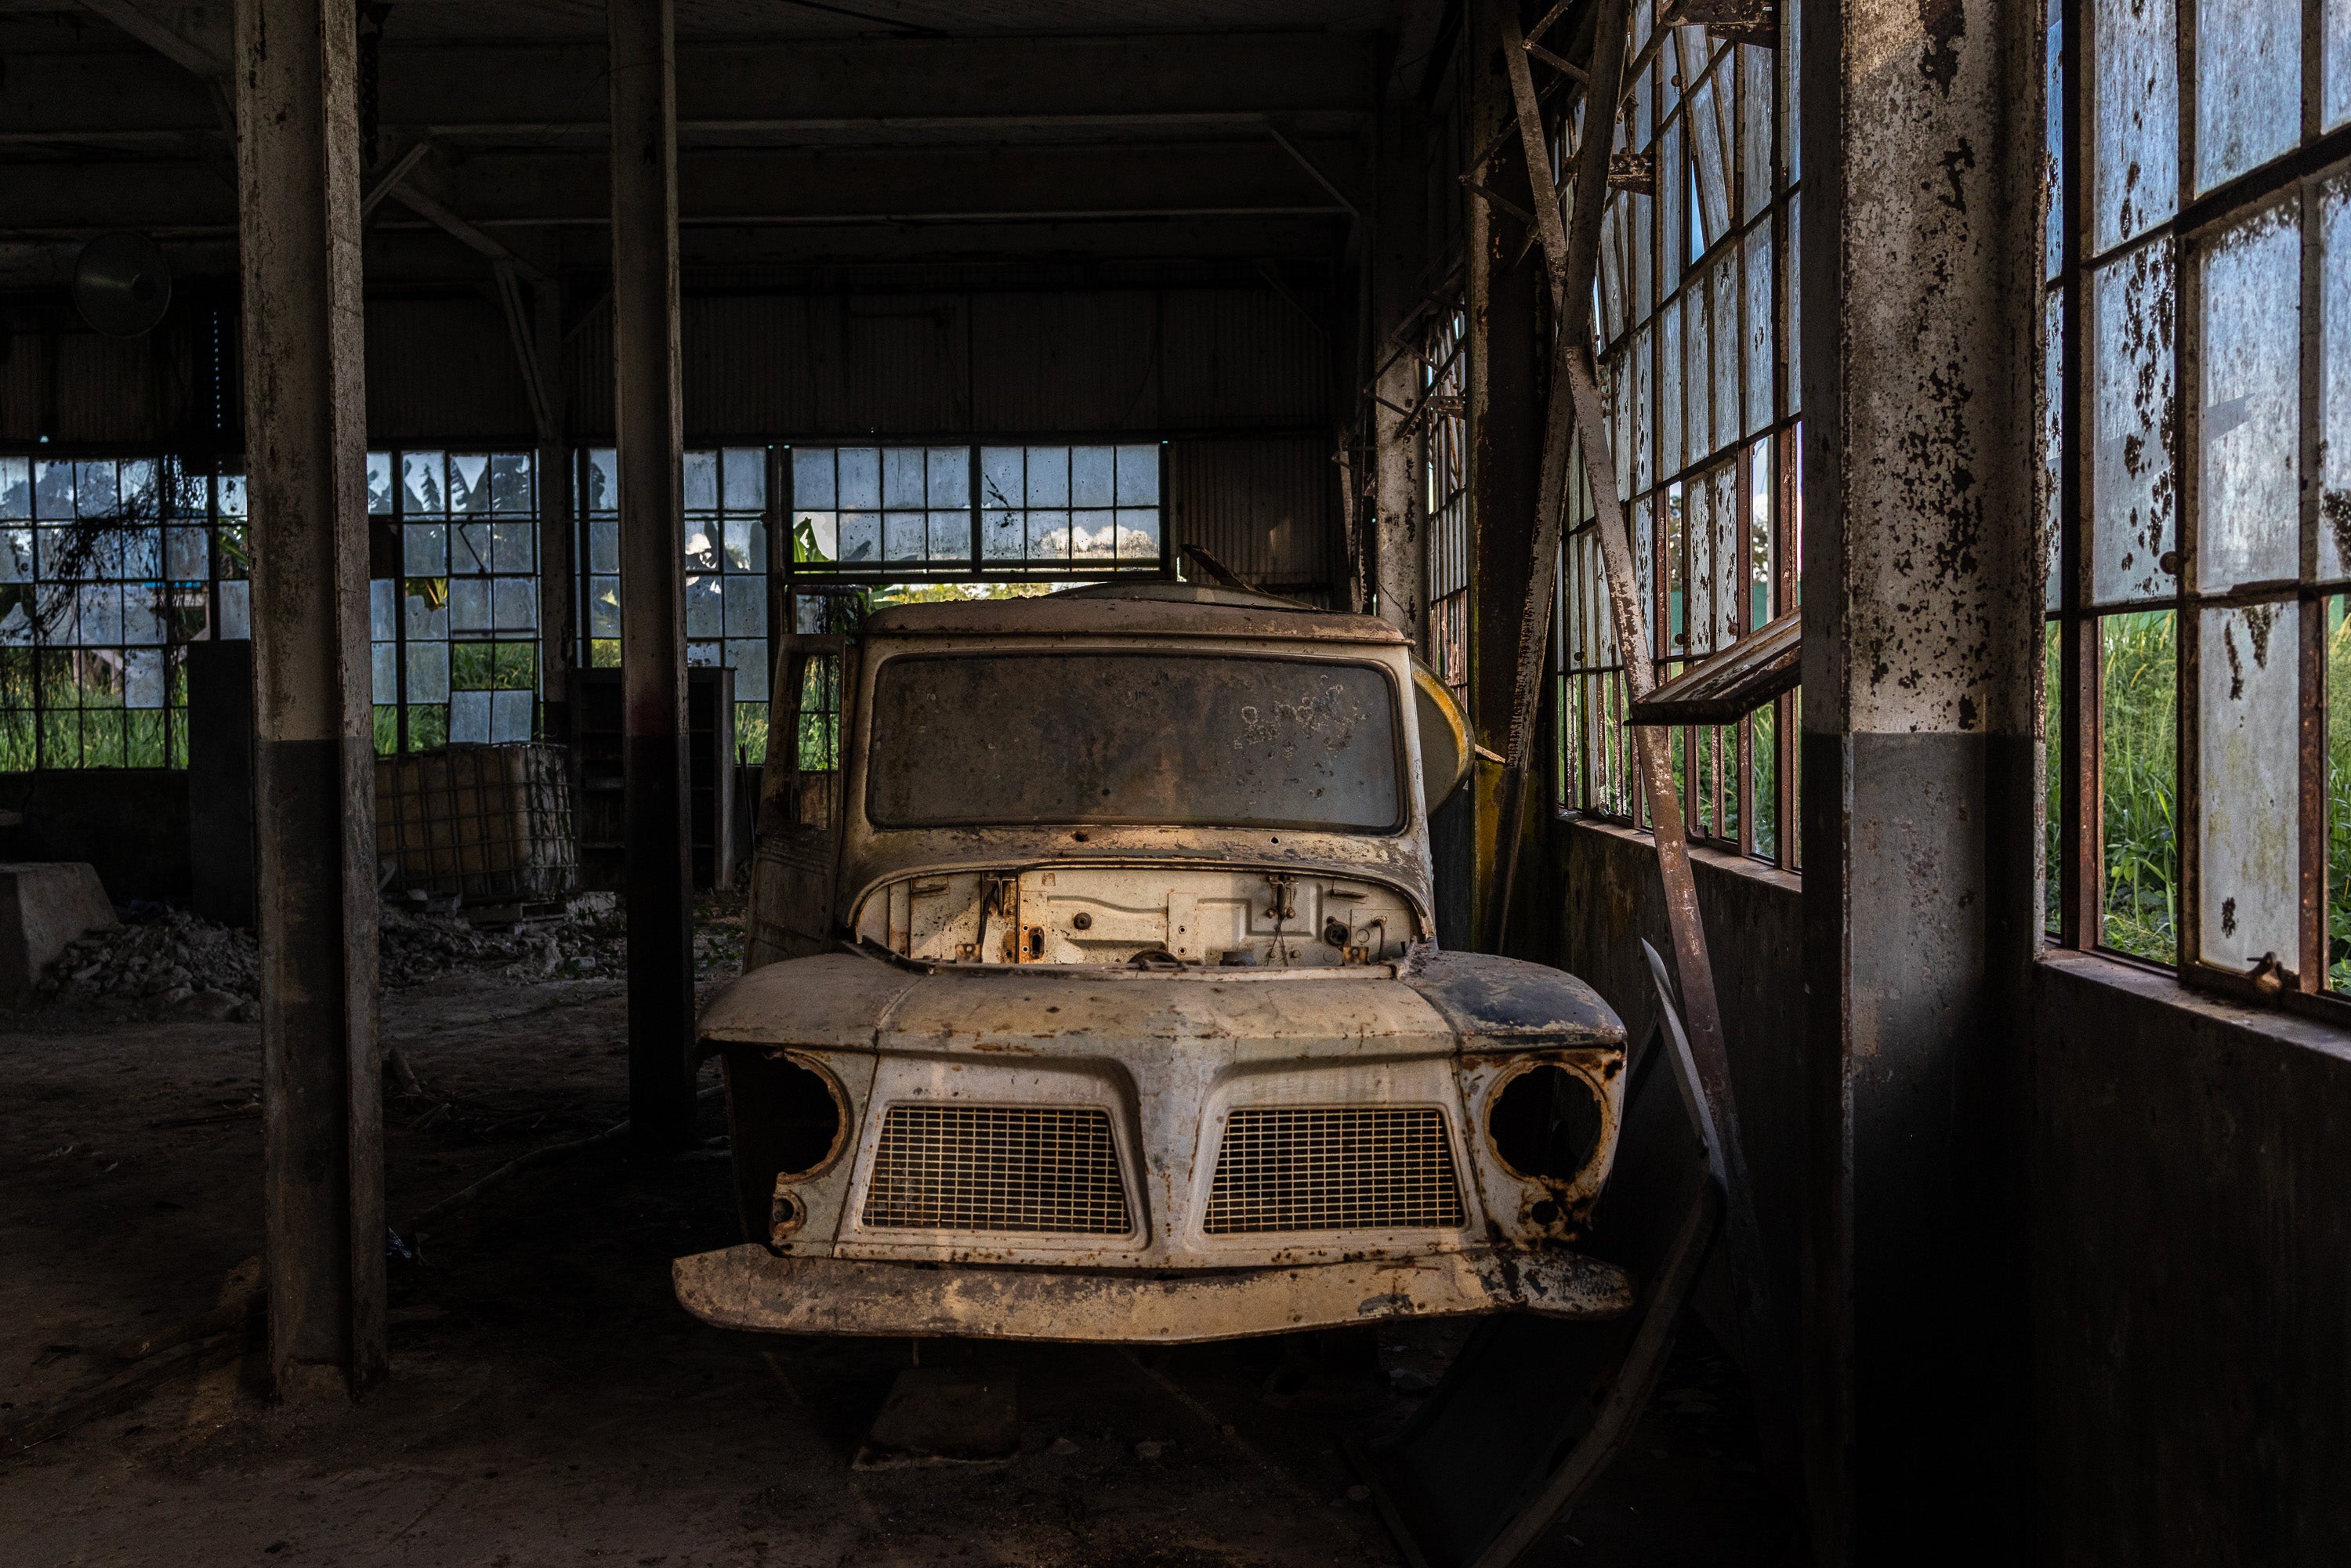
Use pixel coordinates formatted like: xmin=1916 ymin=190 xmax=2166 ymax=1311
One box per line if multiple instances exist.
xmin=32 ymin=892 xmax=657 ymax=1015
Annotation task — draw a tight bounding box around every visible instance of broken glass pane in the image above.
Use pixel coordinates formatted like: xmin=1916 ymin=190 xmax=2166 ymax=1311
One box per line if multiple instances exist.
xmin=2196 ymin=200 xmax=2299 ymax=592
xmin=2089 ymin=239 xmax=2175 ymax=603
xmin=489 ymin=453 xmax=533 ymax=513
xmin=449 ymin=453 xmax=491 ymax=514
xmin=2195 ymin=0 xmax=2298 ymax=194
xmin=1666 ymin=480 xmax=1688 ymax=656
xmin=402 ymin=452 xmax=444 ymax=514
xmin=2320 ymin=172 xmax=2351 ymax=579
xmin=2091 ymin=0 xmax=2177 ymax=254
xmin=1660 ymin=118 xmax=1686 ymax=299
xmin=2101 ymin=609 xmax=2177 ymax=961
xmin=2198 ymin=601 xmax=2298 ymax=972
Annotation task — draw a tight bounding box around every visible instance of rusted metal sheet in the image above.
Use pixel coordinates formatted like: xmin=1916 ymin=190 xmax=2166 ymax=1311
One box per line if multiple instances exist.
xmin=672 ymin=1244 xmax=1633 ymax=1343
xmin=1159 ymin=287 xmax=1330 ymax=429
xmin=1166 ymin=438 xmax=1339 ymax=590
xmin=364 ymin=294 xmax=536 ymax=441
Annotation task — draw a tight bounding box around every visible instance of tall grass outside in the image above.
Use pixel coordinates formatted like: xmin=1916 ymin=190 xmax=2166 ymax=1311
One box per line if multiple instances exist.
xmin=2099 ymin=610 xmax=2177 ymax=962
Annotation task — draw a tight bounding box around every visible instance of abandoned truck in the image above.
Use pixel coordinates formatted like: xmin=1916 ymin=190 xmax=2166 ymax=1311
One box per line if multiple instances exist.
xmin=672 ymin=582 xmax=1637 ymax=1342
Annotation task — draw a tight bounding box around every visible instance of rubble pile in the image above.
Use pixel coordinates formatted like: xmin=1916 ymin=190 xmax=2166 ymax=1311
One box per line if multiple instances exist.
xmin=42 ymin=893 xmax=650 ymax=1013
xmin=41 ymin=907 xmax=260 ymax=1017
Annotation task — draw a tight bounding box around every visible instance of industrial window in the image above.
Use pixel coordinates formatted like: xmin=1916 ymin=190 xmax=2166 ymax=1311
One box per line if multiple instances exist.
xmin=578 ymin=446 xmax=773 ymax=761
xmin=2044 ymin=0 xmax=2351 ymax=1017
xmin=1563 ymin=6 xmax=1802 ymax=870
xmin=368 ymin=450 xmax=540 ymax=755
xmin=1422 ymin=307 xmax=1470 ymax=712
xmin=0 ymin=455 xmax=232 ymax=770
xmin=786 ymin=444 xmax=1165 ymax=579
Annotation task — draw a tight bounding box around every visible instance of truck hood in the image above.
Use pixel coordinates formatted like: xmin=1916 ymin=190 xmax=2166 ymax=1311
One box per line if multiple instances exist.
xmin=697 ymin=948 xmax=1624 ymax=1056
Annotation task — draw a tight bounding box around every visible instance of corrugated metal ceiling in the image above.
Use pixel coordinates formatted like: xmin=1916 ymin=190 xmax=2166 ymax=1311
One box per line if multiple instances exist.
xmin=357 ymin=0 xmax=1388 ymax=44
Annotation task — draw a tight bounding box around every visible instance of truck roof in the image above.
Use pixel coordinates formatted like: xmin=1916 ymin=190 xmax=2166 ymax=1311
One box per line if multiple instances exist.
xmin=862 ymin=581 xmax=1408 ymax=645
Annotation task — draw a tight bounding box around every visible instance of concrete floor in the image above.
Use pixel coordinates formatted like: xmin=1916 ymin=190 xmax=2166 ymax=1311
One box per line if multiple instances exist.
xmin=0 ymin=954 xmax=1795 ymax=1566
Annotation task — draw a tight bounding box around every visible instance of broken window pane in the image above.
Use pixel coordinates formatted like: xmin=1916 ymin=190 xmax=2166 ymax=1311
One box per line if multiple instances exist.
xmin=2194 ymin=0 xmax=2299 ymax=194
xmin=2198 ymin=601 xmax=2298 ymax=972
xmin=2091 ymin=0 xmax=2178 ymax=253
xmin=2089 ymin=239 xmax=2175 ymax=603
xmin=2196 ymin=200 xmax=2299 ymax=592
xmin=2101 ymin=609 xmax=2177 ymax=961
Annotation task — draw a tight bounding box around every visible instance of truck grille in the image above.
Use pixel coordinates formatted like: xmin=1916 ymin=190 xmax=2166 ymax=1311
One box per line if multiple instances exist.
xmin=1203 ymin=1106 xmax=1465 ymax=1234
xmin=860 ymin=1104 xmax=1132 ymax=1235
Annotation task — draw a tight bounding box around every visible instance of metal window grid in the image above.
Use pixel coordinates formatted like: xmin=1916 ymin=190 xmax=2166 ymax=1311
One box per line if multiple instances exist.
xmin=2045 ymin=0 xmax=2351 ymax=1022
xmin=1565 ymin=7 xmax=1804 ymax=871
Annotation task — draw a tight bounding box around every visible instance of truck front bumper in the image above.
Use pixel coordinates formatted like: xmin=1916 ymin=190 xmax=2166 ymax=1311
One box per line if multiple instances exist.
xmin=672 ymin=1245 xmax=1634 ymax=1343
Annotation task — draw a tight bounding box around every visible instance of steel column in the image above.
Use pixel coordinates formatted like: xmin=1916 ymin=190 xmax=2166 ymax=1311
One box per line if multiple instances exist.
xmin=610 ymin=0 xmax=696 ymax=1152
xmin=231 ymin=0 xmax=383 ymax=1403
xmin=1798 ymin=0 xmax=2044 ymax=1558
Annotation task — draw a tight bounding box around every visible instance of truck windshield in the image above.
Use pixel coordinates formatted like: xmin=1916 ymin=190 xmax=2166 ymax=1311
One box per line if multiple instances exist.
xmin=866 ymin=652 xmax=1404 ymax=831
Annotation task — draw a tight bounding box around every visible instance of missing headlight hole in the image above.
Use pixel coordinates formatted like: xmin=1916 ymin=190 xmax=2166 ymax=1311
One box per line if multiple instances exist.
xmin=1488 ymin=1063 xmax=1604 ymax=1182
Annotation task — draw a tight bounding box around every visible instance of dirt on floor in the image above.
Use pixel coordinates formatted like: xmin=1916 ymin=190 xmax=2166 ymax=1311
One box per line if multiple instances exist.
xmin=0 ymin=904 xmax=1797 ymax=1567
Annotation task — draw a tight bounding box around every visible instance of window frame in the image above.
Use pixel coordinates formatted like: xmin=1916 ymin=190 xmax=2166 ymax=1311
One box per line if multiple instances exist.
xmin=2046 ymin=0 xmax=2351 ymax=1022
xmin=1559 ymin=8 xmax=1803 ymax=873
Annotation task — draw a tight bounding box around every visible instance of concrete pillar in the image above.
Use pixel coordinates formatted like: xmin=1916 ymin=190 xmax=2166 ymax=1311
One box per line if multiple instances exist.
xmin=534 ymin=281 xmax=574 ymax=743
xmin=1371 ymin=105 xmax=1428 ymax=643
xmin=1797 ymin=0 xmax=2042 ymax=1558
xmin=230 ymin=0 xmax=385 ymax=1402
xmin=610 ymin=0 xmax=696 ymax=1152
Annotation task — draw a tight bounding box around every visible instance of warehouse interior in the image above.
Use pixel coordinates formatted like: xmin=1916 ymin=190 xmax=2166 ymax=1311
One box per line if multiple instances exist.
xmin=2 ymin=0 xmax=2346 ymax=1563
